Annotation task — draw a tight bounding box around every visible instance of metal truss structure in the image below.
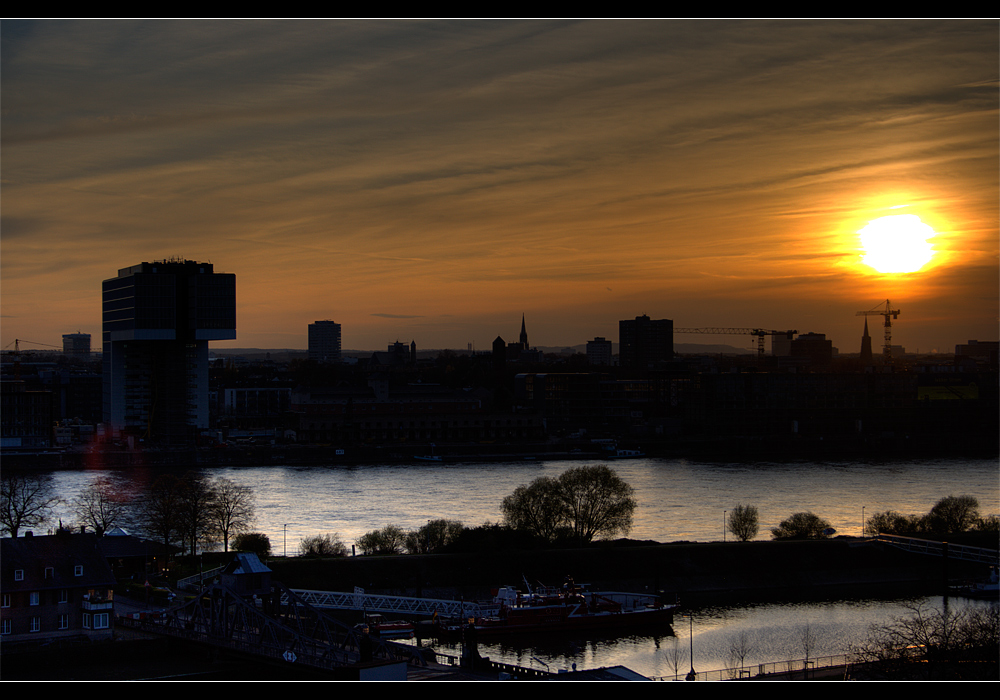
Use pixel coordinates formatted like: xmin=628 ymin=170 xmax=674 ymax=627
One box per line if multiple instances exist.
xmin=119 ymin=581 xmax=433 ymax=672
xmin=292 ymin=588 xmax=495 ymax=619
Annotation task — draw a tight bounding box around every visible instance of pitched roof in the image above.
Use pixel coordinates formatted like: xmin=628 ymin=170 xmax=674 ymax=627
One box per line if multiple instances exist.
xmin=1 ymin=533 xmax=116 ymax=592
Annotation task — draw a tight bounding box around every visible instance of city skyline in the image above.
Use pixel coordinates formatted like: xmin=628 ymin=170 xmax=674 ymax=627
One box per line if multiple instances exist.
xmin=2 ymin=20 xmax=997 ymax=355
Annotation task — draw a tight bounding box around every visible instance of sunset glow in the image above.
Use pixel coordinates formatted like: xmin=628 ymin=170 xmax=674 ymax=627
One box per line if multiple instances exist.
xmin=1 ymin=21 xmax=997 ymax=354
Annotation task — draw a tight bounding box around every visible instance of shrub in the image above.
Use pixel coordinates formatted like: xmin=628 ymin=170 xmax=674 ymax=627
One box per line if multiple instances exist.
xmin=233 ymin=532 xmax=271 ymax=557
xmin=356 ymin=525 xmax=407 ymax=555
xmin=299 ymin=532 xmax=348 ymax=557
xmin=771 ymin=512 xmax=832 ymax=539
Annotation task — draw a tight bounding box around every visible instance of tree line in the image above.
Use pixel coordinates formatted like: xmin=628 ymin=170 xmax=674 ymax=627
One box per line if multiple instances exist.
xmin=1 ymin=472 xmax=257 ymax=555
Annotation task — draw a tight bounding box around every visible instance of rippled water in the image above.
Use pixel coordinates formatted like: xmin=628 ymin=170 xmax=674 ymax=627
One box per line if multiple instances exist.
xmin=40 ymin=457 xmax=998 ymax=675
xmin=42 ymin=457 xmax=999 ymax=549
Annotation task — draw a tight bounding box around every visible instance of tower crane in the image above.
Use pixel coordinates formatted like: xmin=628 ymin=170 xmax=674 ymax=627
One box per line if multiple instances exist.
xmin=856 ymin=300 xmax=900 ymax=365
xmin=673 ymin=328 xmax=798 ymax=358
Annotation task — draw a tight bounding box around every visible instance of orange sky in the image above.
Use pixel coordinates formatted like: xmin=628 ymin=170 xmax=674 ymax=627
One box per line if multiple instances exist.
xmin=2 ymin=20 xmax=997 ymax=354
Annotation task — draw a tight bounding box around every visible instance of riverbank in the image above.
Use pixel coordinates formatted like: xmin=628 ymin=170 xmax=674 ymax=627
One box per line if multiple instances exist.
xmin=264 ymin=536 xmax=995 ymax=605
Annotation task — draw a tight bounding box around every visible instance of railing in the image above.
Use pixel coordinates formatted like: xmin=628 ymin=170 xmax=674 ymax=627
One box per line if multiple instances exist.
xmin=292 ymin=589 xmax=494 ymax=618
xmin=177 ymin=566 xmax=226 ymax=592
xmin=875 ymin=535 xmax=999 ymax=565
xmin=653 ymin=653 xmax=855 ymax=681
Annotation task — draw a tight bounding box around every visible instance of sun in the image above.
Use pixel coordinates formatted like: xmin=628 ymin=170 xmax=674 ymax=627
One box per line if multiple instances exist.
xmin=858 ymin=214 xmax=936 ymax=274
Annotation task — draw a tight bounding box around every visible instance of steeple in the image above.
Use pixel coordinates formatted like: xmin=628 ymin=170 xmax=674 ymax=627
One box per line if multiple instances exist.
xmin=860 ymin=317 xmax=874 ymax=366
xmin=520 ymin=314 xmax=528 ymax=349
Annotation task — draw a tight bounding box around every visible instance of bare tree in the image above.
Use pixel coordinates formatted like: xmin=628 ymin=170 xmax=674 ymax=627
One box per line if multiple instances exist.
xmin=405 ymin=519 xmax=465 ymax=554
xmin=727 ymin=630 xmax=756 ymax=679
xmin=300 ymin=533 xmax=347 ymax=556
xmin=852 ymin=604 xmax=999 ymax=680
xmin=356 ymin=525 xmax=407 ymax=555
xmin=137 ymin=474 xmax=183 ymax=556
xmin=210 ymin=478 xmax=256 ymax=552
xmin=176 ymin=472 xmax=217 ymax=556
xmin=727 ymin=504 xmax=759 ymax=542
xmin=72 ymin=479 xmax=130 ymax=535
xmin=1 ymin=474 xmax=60 ymax=537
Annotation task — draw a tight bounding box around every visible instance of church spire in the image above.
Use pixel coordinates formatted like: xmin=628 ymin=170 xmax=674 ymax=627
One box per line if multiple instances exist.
xmin=520 ymin=313 xmax=528 ymax=349
xmin=860 ymin=317 xmax=874 ymax=366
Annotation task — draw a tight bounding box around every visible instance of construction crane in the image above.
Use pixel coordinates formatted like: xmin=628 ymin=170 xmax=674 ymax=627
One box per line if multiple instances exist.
xmin=674 ymin=328 xmax=798 ymax=358
xmin=856 ymin=300 xmax=900 ymax=365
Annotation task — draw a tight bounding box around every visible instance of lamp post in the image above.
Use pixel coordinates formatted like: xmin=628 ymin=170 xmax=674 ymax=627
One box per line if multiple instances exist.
xmin=685 ymin=614 xmax=697 ymax=681
xmin=283 ymin=524 xmax=287 ymax=557
xmin=723 ymin=510 xmax=727 ymax=543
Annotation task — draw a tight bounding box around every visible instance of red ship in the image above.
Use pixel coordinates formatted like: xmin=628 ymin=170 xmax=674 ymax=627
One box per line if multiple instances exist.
xmin=437 ymin=578 xmax=678 ymax=637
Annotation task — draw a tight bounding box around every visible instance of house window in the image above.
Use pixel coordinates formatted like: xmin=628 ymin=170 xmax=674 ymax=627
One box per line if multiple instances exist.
xmin=14 ymin=570 xmax=24 ymax=581
xmin=45 ymin=566 xmax=54 ymax=579
xmin=30 ymin=592 xmax=40 ymax=606
xmin=59 ymin=589 xmax=69 ymax=604
xmin=93 ymin=613 xmax=109 ymax=629
xmin=82 ymin=613 xmax=91 ymax=629
xmin=59 ymin=614 xmax=70 ymax=630
xmin=30 ymin=617 xmax=41 ymax=632
xmin=2 ymin=594 xmax=10 ymax=608
xmin=1 ymin=619 xmax=10 ymax=635
xmin=74 ymin=565 xmax=83 ymax=577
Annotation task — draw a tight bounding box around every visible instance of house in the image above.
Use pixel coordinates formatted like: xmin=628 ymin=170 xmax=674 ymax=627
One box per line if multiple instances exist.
xmin=1 ymin=532 xmax=116 ymax=644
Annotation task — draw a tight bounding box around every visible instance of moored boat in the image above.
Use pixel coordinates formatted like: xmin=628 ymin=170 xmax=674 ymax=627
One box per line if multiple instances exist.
xmin=436 ymin=579 xmax=677 ymax=637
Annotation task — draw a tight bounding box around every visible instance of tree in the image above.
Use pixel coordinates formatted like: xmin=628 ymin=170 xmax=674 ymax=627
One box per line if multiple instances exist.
xmin=770 ymin=511 xmax=832 ymax=539
xmin=1 ymin=474 xmax=60 ymax=537
xmin=72 ymin=479 xmax=130 ymax=535
xmin=300 ymin=533 xmax=348 ymax=557
xmin=924 ymin=495 xmax=980 ymax=535
xmin=176 ymin=472 xmax=217 ymax=556
xmin=356 ymin=525 xmax=407 ymax=555
xmin=210 ymin=478 xmax=256 ymax=552
xmin=501 ymin=465 xmax=636 ymax=545
xmin=234 ymin=532 xmax=271 ymax=557
xmin=500 ymin=477 xmax=568 ymax=542
xmin=851 ymin=604 xmax=999 ymax=680
xmin=559 ymin=465 xmax=637 ymax=544
xmin=137 ymin=474 xmax=183 ymax=554
xmin=727 ymin=504 xmax=759 ymax=542
xmin=405 ymin=519 xmax=465 ymax=554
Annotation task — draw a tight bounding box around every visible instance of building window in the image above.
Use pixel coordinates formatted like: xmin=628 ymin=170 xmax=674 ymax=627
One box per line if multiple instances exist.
xmin=1 ymin=620 xmax=10 ymax=635
xmin=59 ymin=614 xmax=70 ymax=630
xmin=93 ymin=613 xmax=109 ymax=629
xmin=59 ymin=589 xmax=69 ymax=604
xmin=45 ymin=567 xmax=54 ymax=579
xmin=2 ymin=594 xmax=10 ymax=608
xmin=74 ymin=565 xmax=84 ymax=577
xmin=14 ymin=570 xmax=24 ymax=581
xmin=82 ymin=613 xmax=91 ymax=629
xmin=30 ymin=617 xmax=41 ymax=632
xmin=30 ymin=592 xmax=40 ymax=606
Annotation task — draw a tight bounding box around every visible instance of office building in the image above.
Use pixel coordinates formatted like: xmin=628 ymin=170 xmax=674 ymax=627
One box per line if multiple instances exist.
xmin=619 ymin=315 xmax=673 ymax=370
xmin=102 ymin=259 xmax=235 ymax=443
xmin=308 ymin=321 xmax=342 ymax=363
xmin=587 ymin=337 xmax=613 ymax=366
xmin=62 ymin=333 xmax=91 ymax=358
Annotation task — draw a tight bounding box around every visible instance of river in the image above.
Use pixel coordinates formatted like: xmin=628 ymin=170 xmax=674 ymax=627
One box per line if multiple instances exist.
xmin=37 ymin=457 xmax=1000 ymax=676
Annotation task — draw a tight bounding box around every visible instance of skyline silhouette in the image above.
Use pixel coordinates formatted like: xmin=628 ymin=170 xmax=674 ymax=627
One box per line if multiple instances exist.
xmin=2 ymin=20 xmax=997 ymax=354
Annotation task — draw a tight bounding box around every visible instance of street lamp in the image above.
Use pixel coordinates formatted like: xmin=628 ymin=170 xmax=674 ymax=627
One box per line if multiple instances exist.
xmin=283 ymin=524 xmax=287 ymax=557
xmin=723 ymin=510 xmax=727 ymax=543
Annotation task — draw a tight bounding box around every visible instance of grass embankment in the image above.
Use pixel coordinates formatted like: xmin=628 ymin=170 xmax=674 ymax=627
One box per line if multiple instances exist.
xmin=261 ymin=537 xmax=991 ymax=604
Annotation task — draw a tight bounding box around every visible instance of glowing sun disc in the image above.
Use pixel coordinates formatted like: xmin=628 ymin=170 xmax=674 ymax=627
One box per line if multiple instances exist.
xmin=858 ymin=214 xmax=936 ymax=273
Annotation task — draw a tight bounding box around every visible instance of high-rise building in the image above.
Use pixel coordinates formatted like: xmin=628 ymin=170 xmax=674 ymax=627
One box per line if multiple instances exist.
xmin=308 ymin=321 xmax=342 ymax=363
xmin=586 ymin=337 xmax=613 ymax=366
xmin=62 ymin=333 xmax=91 ymax=358
xmin=103 ymin=259 xmax=235 ymax=443
xmin=619 ymin=315 xmax=673 ymax=370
